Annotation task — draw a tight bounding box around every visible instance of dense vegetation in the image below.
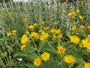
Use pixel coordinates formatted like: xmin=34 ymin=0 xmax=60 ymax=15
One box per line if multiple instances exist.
xmin=0 ymin=0 xmax=90 ymax=68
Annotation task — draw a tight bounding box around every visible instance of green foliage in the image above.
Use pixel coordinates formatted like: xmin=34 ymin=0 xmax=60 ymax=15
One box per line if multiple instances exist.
xmin=0 ymin=0 xmax=11 ymax=2
xmin=0 ymin=0 xmax=90 ymax=68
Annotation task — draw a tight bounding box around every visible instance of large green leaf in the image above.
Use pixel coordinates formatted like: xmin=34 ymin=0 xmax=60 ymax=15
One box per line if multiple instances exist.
xmin=0 ymin=52 xmax=7 ymax=58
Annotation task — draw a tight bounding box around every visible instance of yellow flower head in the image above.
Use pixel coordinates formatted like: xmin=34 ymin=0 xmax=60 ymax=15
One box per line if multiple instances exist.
xmin=88 ymin=26 xmax=90 ymax=29
xmin=11 ymin=30 xmax=17 ymax=35
xmin=21 ymin=34 xmax=28 ymax=44
xmin=52 ymin=35 xmax=57 ymax=40
xmin=39 ymin=30 xmax=44 ymax=33
xmin=68 ymin=13 xmax=72 ymax=17
xmin=62 ymin=2 xmax=67 ymax=7
xmin=57 ymin=46 xmax=66 ymax=55
xmin=79 ymin=43 xmax=83 ymax=48
xmin=30 ymin=32 xmax=39 ymax=40
xmin=81 ymin=37 xmax=90 ymax=50
xmin=28 ymin=25 xmax=34 ymax=29
xmin=55 ymin=29 xmax=61 ymax=35
xmin=81 ymin=1 xmax=84 ymax=3
xmin=71 ymin=25 xmax=77 ymax=31
xmin=40 ymin=32 xmax=49 ymax=43
xmin=87 ymin=35 xmax=90 ymax=38
xmin=7 ymin=32 xmax=11 ymax=36
xmin=81 ymin=30 xmax=85 ymax=33
xmin=40 ymin=22 xmax=45 ymax=25
xmin=72 ymin=11 xmax=76 ymax=16
xmin=20 ymin=44 xmax=27 ymax=50
xmin=38 ymin=24 xmax=40 ymax=27
xmin=34 ymin=23 xmax=37 ymax=27
xmin=79 ymin=16 xmax=83 ymax=19
xmin=34 ymin=58 xmax=41 ymax=67
xmin=26 ymin=32 xmax=29 ymax=35
xmin=82 ymin=62 xmax=90 ymax=68
xmin=64 ymin=55 xmax=76 ymax=64
xmin=58 ymin=34 xmax=63 ymax=38
xmin=44 ymin=27 xmax=49 ymax=31
xmin=12 ymin=30 xmax=17 ymax=33
xmin=76 ymin=9 xmax=80 ymax=13
xmin=70 ymin=35 xmax=80 ymax=44
xmin=76 ymin=33 xmax=79 ymax=36
xmin=41 ymin=52 xmax=50 ymax=61
xmin=51 ymin=29 xmax=56 ymax=33
xmin=23 ymin=18 xmax=28 ymax=22
xmin=81 ymin=26 xmax=85 ymax=29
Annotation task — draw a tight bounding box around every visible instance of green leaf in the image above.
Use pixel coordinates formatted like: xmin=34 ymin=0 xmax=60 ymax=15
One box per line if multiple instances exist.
xmin=0 ymin=58 xmax=6 ymax=68
xmin=13 ymin=52 xmax=38 ymax=61
xmin=0 ymin=52 xmax=7 ymax=58
xmin=66 ymin=30 xmax=71 ymax=37
xmin=13 ymin=52 xmax=28 ymax=58
xmin=6 ymin=45 xmax=13 ymax=52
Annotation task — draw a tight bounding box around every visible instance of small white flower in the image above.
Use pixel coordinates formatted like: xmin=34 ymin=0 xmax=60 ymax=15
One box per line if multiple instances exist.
xmin=17 ymin=58 xmax=22 ymax=61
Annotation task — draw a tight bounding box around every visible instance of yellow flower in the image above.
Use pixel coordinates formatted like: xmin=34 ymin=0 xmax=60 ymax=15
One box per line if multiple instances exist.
xmin=20 ymin=44 xmax=27 ymax=50
xmin=34 ymin=58 xmax=41 ymax=67
xmin=86 ymin=36 xmax=90 ymax=42
xmin=76 ymin=9 xmax=80 ymax=13
xmin=7 ymin=32 xmax=11 ymax=36
xmin=81 ymin=1 xmax=84 ymax=3
xmin=23 ymin=18 xmax=28 ymax=22
xmin=41 ymin=52 xmax=50 ymax=61
xmin=55 ymin=29 xmax=61 ymax=35
xmin=76 ymin=33 xmax=79 ymax=36
xmin=62 ymin=2 xmax=67 ymax=7
xmin=82 ymin=62 xmax=90 ymax=68
xmin=12 ymin=30 xmax=17 ymax=35
xmin=58 ymin=34 xmax=63 ymax=38
xmin=44 ymin=27 xmax=49 ymax=31
xmin=71 ymin=25 xmax=77 ymax=31
xmin=79 ymin=16 xmax=83 ymax=19
xmin=68 ymin=13 xmax=72 ymax=17
xmin=26 ymin=32 xmax=29 ymax=35
xmin=81 ymin=30 xmax=85 ymax=33
xmin=51 ymin=29 xmax=56 ymax=33
xmin=81 ymin=26 xmax=85 ymax=29
xmin=70 ymin=35 xmax=80 ymax=44
xmin=21 ymin=34 xmax=28 ymax=44
xmin=87 ymin=35 xmax=90 ymax=38
xmin=81 ymin=38 xmax=90 ymax=50
xmin=30 ymin=32 xmax=39 ymax=40
xmin=34 ymin=23 xmax=37 ymax=27
xmin=12 ymin=30 xmax=17 ymax=33
xmin=88 ymin=26 xmax=90 ymax=29
xmin=57 ymin=46 xmax=66 ymax=55
xmin=52 ymin=35 xmax=57 ymax=40
xmin=12 ymin=33 xmax=16 ymax=35
xmin=38 ymin=24 xmax=40 ymax=27
xmin=40 ymin=22 xmax=45 ymax=25
xmin=39 ymin=30 xmax=43 ymax=33
xmin=72 ymin=11 xmax=76 ymax=16
xmin=79 ymin=43 xmax=83 ymax=48
xmin=28 ymin=25 xmax=34 ymax=29
xmin=40 ymin=32 xmax=49 ymax=43
xmin=63 ymin=55 xmax=76 ymax=64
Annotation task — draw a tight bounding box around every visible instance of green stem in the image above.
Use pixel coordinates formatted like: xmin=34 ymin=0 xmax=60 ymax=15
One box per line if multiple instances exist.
xmin=32 ymin=40 xmax=40 ymax=56
xmin=47 ymin=41 xmax=57 ymax=53
xmin=33 ymin=40 xmax=37 ymax=49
